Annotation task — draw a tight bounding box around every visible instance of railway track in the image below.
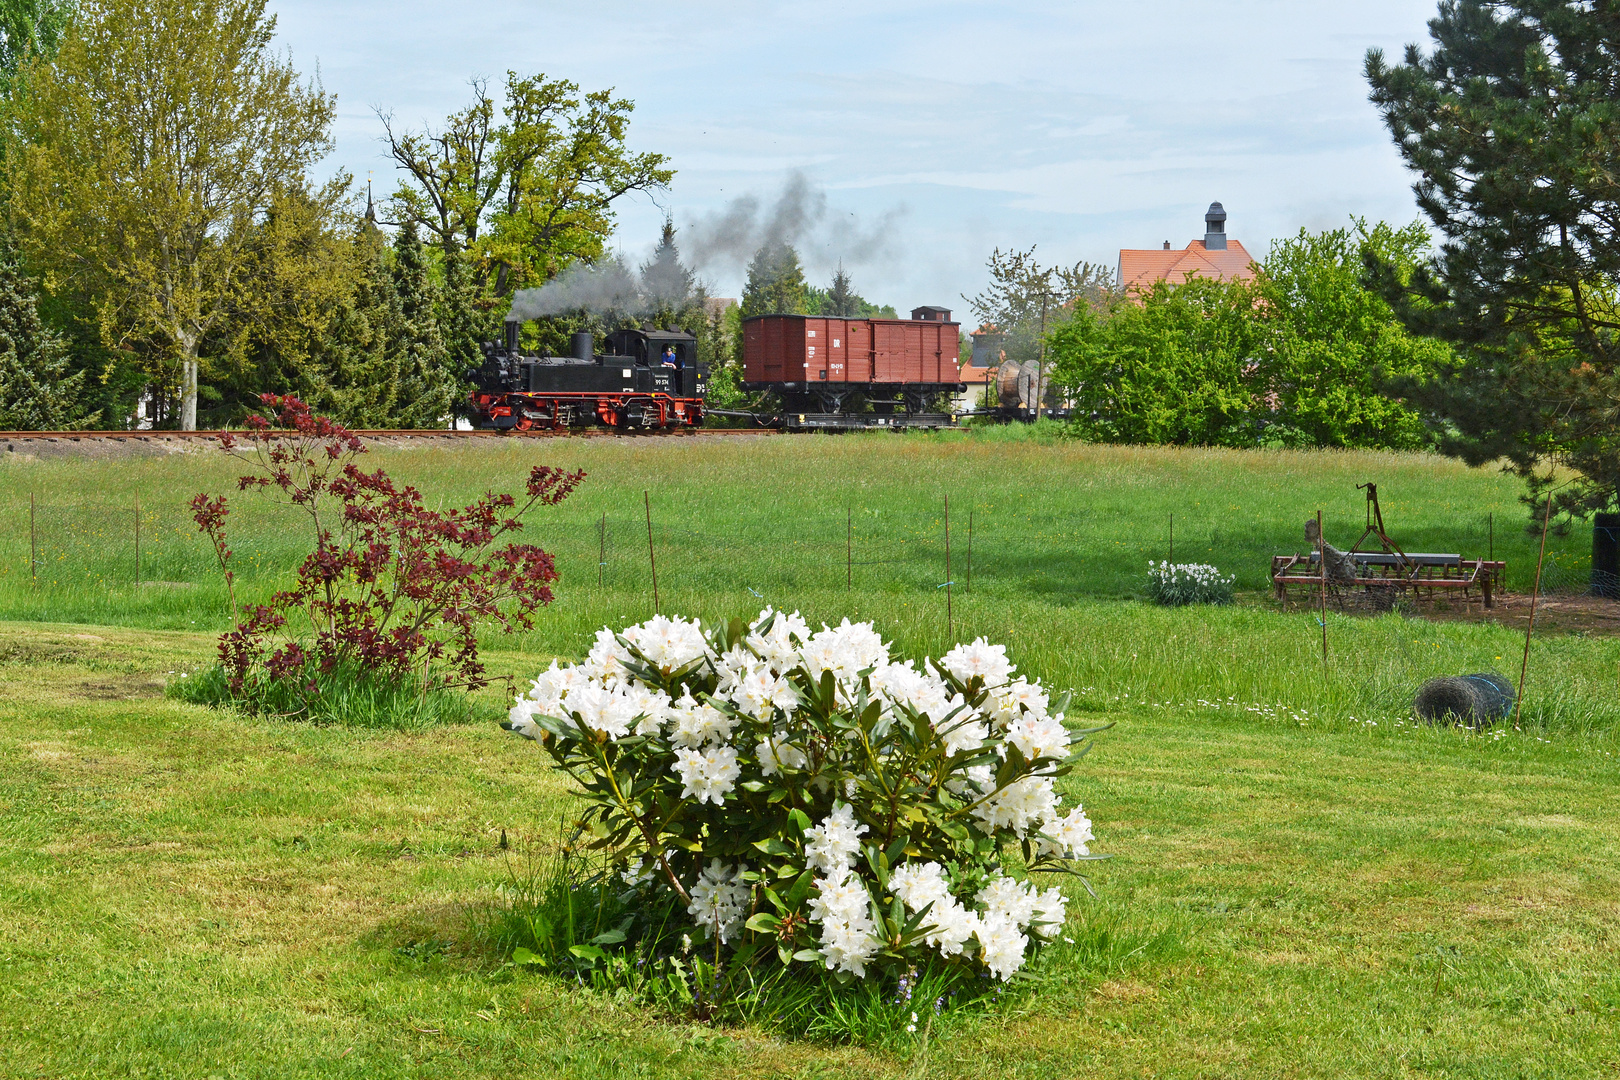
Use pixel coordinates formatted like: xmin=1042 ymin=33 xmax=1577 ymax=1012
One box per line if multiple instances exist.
xmin=0 ymin=425 xmax=778 ymax=441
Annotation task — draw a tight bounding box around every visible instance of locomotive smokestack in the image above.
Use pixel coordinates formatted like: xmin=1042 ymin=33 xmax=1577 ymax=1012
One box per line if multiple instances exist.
xmin=571 ymin=332 xmax=594 ymax=361
xmin=504 ymin=318 xmax=520 ymax=354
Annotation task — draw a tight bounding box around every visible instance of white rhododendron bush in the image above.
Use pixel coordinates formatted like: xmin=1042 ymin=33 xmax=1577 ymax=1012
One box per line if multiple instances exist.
xmin=509 ymin=609 xmax=1104 ymax=983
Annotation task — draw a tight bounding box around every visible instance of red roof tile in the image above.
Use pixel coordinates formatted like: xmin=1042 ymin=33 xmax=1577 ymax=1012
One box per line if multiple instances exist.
xmin=1117 ymin=239 xmax=1256 ymax=293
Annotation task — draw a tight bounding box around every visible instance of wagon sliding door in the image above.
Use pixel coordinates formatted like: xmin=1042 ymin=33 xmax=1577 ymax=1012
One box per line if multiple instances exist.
xmin=846 ymin=321 xmax=873 ymax=382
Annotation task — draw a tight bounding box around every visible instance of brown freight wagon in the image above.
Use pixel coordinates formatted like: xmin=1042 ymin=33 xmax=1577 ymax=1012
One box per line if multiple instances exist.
xmin=742 ymin=307 xmax=965 ymax=416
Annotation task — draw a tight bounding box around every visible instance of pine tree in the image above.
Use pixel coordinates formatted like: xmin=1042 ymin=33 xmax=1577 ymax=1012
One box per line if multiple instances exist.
xmin=1366 ymin=2 xmax=1620 ymax=515
xmin=824 ymin=265 xmax=859 ymax=316
xmin=0 ymin=242 xmax=85 ymax=429
xmin=389 ymin=222 xmax=451 ymax=427
xmin=438 ymin=246 xmax=489 ymax=419
xmin=640 ymin=217 xmax=695 ymax=313
xmin=304 ymin=227 xmax=402 ymax=427
xmin=741 ymin=241 xmax=808 ymax=317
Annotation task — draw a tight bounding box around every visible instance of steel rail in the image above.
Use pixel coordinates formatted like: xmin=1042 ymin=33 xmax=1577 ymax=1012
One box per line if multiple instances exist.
xmin=0 ymin=426 xmax=776 ymax=441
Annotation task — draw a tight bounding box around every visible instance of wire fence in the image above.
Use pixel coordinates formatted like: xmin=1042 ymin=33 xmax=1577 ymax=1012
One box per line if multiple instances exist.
xmin=7 ymin=491 xmax=1619 ymax=610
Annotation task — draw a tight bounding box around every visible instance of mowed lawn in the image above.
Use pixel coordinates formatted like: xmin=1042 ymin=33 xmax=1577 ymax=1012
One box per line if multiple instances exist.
xmin=1 ymin=615 xmax=1616 ymax=1080
xmin=2 ymin=434 xmax=1618 ymax=1077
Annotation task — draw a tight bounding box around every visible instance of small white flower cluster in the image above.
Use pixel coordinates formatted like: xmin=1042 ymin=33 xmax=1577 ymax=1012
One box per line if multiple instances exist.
xmin=801 ymin=803 xmax=889 ymax=976
xmin=510 ymin=609 xmax=1100 ymax=982
xmin=687 ymin=859 xmax=751 ymax=943
xmin=888 ymin=862 xmax=1068 ymax=980
xmin=1145 ymin=560 xmax=1235 ymax=606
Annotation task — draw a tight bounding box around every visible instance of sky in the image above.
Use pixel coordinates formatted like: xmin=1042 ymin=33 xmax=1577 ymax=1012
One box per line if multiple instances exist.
xmin=270 ymin=0 xmax=1441 ymax=316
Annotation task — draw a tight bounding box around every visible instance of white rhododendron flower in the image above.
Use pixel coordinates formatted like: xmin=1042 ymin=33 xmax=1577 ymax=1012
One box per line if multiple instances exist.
xmin=731 ymin=663 xmax=799 ymax=720
xmin=940 ymin=637 xmax=1014 ymax=685
xmin=622 ymin=614 xmax=712 ymax=671
xmin=1038 ymin=805 xmax=1095 ymax=859
xmin=971 ymin=774 xmax=1060 ymax=837
xmin=687 ymin=859 xmax=751 ymax=942
xmin=755 ymin=732 xmax=808 ymax=776
xmin=804 ymin=803 xmax=868 ymax=880
xmin=976 ymin=913 xmax=1029 ymax=980
xmin=938 ymin=711 xmax=989 ymax=757
xmin=809 ymin=874 xmax=879 ymax=976
xmin=511 ymin=608 xmax=1100 ymax=983
xmin=890 ymin=861 xmax=980 ymax=956
xmin=802 ymin=619 xmax=890 ymax=686
xmin=584 ymin=627 xmax=634 ymax=683
xmin=745 ymin=607 xmax=811 ymax=671
xmin=672 ymin=744 xmax=741 ymax=805
xmin=669 ymin=698 xmax=736 ymax=748
xmin=978 ymin=875 xmax=1040 ymax=929
xmin=1031 ymin=886 xmax=1067 ymax=939
xmin=1003 ymin=711 xmax=1071 ymax=761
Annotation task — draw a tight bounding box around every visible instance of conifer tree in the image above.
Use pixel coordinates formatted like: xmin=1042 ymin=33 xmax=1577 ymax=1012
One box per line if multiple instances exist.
xmin=389 ymin=222 xmax=451 ymax=427
xmin=438 ymin=246 xmax=488 ymax=418
xmin=824 ymin=265 xmax=859 ymax=316
xmin=1366 ymin=2 xmax=1620 ymax=515
xmin=303 ymin=227 xmax=402 ymax=427
xmin=741 ymin=241 xmax=808 ymax=317
xmin=0 ymin=241 xmax=85 ymax=429
xmin=640 ymin=217 xmax=695 ymax=313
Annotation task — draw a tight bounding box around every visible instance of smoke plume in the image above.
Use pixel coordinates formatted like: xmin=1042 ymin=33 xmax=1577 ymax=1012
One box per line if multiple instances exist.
xmin=504 ymin=256 xmax=649 ymax=324
xmin=683 ymin=171 xmax=902 ymax=275
xmin=503 ymin=172 xmax=903 ymax=323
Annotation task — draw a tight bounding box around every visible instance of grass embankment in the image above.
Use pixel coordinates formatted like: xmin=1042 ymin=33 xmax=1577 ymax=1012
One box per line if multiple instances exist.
xmin=0 ymin=430 xmax=1593 ymax=634
xmin=0 ymin=619 xmax=1616 ymax=1078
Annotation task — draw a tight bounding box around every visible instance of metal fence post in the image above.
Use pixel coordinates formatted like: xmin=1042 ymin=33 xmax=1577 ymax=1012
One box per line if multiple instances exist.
xmin=644 ymin=491 xmax=659 ymax=615
xmin=944 ymin=494 xmax=953 ymax=639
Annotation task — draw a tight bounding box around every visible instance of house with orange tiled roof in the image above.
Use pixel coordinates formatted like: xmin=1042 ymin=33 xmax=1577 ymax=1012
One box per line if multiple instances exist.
xmin=1117 ymin=203 xmax=1257 ymax=294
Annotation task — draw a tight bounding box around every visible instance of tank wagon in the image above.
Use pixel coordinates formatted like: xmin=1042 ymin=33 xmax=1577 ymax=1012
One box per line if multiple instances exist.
xmin=470 ymin=322 xmax=707 ymax=431
xmin=742 ymin=306 xmax=966 ymax=429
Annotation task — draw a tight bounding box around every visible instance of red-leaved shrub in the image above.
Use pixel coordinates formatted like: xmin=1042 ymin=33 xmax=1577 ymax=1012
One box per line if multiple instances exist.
xmin=192 ymin=395 xmax=583 ymax=699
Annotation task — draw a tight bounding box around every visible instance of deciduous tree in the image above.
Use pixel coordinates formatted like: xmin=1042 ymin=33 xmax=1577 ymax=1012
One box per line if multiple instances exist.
xmin=5 ymin=0 xmax=336 ymax=430
xmin=0 ymin=0 xmax=72 ymax=87
xmin=381 ymin=72 xmax=673 ymax=297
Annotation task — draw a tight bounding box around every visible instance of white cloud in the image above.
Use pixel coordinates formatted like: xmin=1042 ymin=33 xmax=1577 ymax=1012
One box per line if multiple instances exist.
xmin=271 ymin=0 xmax=1439 ymax=308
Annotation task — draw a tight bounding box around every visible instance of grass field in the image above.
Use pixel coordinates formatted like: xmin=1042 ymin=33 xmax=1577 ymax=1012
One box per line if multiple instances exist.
xmin=2 ymin=433 xmax=1618 ymax=1077
xmin=0 ymin=427 xmax=1599 ymax=633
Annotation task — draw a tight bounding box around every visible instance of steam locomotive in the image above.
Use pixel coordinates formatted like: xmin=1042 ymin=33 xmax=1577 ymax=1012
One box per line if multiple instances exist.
xmin=470 ymin=322 xmax=707 ymax=431
xmin=469 ymin=305 xmax=965 ymax=431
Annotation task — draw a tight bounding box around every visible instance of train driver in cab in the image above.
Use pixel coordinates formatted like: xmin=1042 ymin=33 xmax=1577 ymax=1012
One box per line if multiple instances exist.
xmin=661 ymin=345 xmax=679 ymax=369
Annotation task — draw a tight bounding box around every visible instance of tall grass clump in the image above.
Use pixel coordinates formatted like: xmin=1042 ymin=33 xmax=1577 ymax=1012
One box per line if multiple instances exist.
xmin=167 ymin=660 xmax=492 ymax=729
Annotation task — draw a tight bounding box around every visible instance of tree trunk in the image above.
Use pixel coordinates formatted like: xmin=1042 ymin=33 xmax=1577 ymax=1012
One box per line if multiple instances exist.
xmin=180 ymin=358 xmax=198 ymax=431
xmin=178 ymin=330 xmax=199 ymax=431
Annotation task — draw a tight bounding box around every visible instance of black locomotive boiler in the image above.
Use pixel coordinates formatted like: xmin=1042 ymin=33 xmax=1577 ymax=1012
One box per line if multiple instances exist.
xmin=470 ymin=321 xmax=708 ymax=431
